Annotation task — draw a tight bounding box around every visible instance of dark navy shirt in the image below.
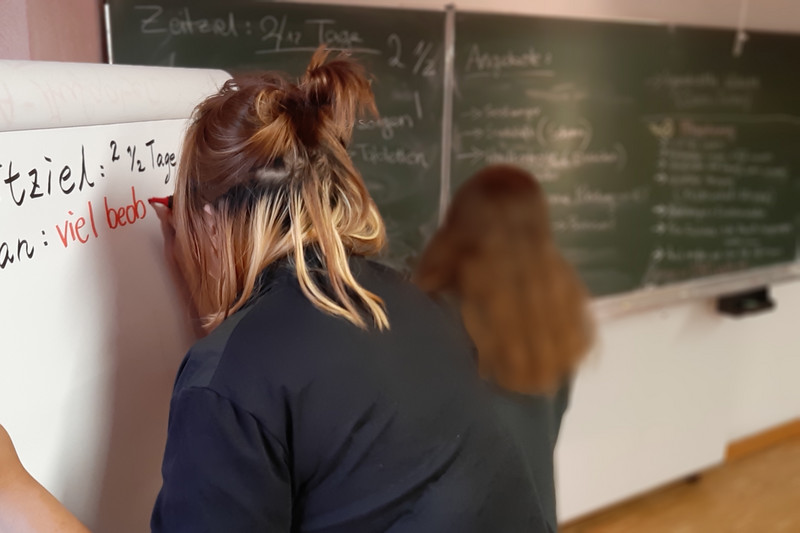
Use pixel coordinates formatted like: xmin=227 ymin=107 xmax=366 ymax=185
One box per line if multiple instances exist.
xmin=152 ymin=258 xmax=548 ymax=532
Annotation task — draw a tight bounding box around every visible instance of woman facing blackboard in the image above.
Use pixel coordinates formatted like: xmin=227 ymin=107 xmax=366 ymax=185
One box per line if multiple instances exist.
xmin=415 ymin=165 xmax=595 ymax=532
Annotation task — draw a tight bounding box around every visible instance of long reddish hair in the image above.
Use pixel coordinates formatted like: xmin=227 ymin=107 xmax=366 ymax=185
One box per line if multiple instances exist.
xmin=415 ymin=165 xmax=593 ymax=393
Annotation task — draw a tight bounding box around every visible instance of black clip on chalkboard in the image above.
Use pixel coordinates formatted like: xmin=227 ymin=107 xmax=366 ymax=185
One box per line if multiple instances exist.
xmin=717 ymin=287 xmax=775 ymax=317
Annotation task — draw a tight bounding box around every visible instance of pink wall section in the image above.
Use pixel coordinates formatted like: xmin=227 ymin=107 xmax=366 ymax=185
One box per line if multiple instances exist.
xmin=26 ymin=0 xmax=103 ymax=62
xmin=0 ymin=0 xmax=32 ymax=59
xmin=0 ymin=0 xmax=103 ymax=62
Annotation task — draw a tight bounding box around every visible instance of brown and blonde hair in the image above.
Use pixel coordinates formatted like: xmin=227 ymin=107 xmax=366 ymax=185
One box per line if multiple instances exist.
xmin=415 ymin=165 xmax=594 ymax=393
xmin=173 ymin=48 xmax=388 ymax=331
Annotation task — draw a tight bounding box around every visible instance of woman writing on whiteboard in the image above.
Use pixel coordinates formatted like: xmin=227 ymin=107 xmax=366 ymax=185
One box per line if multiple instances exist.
xmin=148 ymin=50 xmax=548 ymax=532
xmin=415 ymin=165 xmax=595 ymax=532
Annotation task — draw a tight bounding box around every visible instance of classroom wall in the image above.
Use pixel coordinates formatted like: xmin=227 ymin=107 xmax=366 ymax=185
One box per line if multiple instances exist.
xmin=724 ymin=282 xmax=800 ymax=440
xmin=0 ymin=0 xmax=30 ymax=59
xmin=26 ymin=0 xmax=102 ymax=62
xmin=557 ymin=282 xmax=800 ymax=520
xmin=0 ymin=0 xmax=102 ymax=62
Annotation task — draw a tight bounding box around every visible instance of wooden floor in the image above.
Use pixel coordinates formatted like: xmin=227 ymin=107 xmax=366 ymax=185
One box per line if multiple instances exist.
xmin=561 ymin=436 xmax=800 ymax=533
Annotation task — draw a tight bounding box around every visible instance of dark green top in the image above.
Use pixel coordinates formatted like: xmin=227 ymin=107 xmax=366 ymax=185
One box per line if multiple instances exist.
xmin=491 ymin=383 xmax=572 ymax=533
xmin=434 ymin=295 xmax=571 ymax=532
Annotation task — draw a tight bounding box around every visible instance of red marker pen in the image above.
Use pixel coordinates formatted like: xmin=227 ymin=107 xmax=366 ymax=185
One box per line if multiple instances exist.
xmin=148 ymin=195 xmax=173 ymax=209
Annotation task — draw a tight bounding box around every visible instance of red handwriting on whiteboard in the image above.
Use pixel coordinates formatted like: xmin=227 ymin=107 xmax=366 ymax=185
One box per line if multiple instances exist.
xmin=55 ymin=201 xmax=98 ymax=248
xmin=105 ymin=186 xmax=147 ymax=230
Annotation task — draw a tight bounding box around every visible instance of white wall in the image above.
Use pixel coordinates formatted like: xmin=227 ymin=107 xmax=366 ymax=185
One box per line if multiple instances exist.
xmin=557 ymin=281 xmax=800 ymax=520
xmin=723 ymin=282 xmax=800 ymax=440
xmin=289 ymin=0 xmax=800 ymax=521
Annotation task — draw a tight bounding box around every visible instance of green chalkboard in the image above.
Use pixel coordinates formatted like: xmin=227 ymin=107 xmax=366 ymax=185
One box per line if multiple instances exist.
xmin=453 ymin=12 xmax=800 ymax=297
xmin=109 ymin=3 xmax=800 ymax=297
xmin=108 ymin=1 xmax=446 ymax=271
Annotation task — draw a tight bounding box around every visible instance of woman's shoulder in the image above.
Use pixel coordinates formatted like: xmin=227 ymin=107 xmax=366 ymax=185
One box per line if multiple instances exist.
xmin=171 ymin=260 xmax=387 ymax=396
xmin=168 ymin=278 xmax=323 ymax=441
xmin=171 ymin=290 xmax=280 ymax=397
xmin=171 ymin=256 xmax=474 ymax=407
